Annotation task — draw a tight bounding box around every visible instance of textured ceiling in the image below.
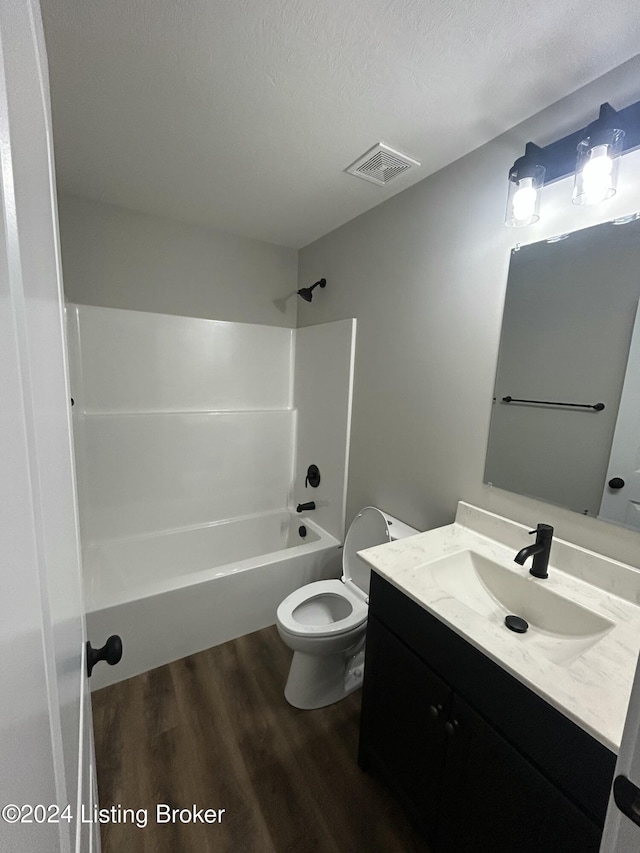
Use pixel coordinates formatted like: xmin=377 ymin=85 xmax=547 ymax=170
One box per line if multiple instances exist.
xmin=41 ymin=0 xmax=640 ymax=248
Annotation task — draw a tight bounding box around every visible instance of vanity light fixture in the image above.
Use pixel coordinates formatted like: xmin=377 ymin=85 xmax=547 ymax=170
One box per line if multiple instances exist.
xmin=505 ymin=99 xmax=640 ymax=227
xmin=573 ymin=104 xmax=624 ymax=205
xmin=506 ymin=143 xmax=546 ymax=227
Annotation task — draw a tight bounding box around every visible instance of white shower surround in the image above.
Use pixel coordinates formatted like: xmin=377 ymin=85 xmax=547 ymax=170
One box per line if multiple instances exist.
xmin=67 ymin=304 xmax=355 ymax=688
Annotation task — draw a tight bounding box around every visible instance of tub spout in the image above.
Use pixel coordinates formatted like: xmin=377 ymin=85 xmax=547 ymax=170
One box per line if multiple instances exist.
xmin=296 ymin=501 xmax=316 ymax=513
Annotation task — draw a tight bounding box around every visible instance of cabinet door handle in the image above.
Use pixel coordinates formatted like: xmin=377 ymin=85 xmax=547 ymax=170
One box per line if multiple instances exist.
xmin=428 ymin=704 xmax=443 ymax=720
xmin=444 ymin=720 xmax=459 ymax=736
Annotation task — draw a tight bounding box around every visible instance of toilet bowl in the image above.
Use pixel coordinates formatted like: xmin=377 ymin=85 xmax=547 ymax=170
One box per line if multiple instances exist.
xmin=276 ymin=506 xmax=418 ymax=709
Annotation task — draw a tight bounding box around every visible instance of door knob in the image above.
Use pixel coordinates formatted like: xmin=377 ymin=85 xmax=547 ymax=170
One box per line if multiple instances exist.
xmin=608 ymin=477 xmax=625 ymax=490
xmin=613 ymin=775 xmax=640 ymax=827
xmin=86 ymin=635 xmax=122 ymax=677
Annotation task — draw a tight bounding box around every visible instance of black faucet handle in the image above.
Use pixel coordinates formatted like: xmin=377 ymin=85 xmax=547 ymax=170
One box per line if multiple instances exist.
xmin=529 ymin=524 xmax=554 ymax=537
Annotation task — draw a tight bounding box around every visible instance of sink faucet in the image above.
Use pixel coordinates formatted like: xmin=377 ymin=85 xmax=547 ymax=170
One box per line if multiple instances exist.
xmin=514 ymin=524 xmax=554 ymax=579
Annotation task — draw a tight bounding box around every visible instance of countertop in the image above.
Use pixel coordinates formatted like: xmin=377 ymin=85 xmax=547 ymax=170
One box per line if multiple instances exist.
xmin=358 ymin=502 xmax=640 ymax=753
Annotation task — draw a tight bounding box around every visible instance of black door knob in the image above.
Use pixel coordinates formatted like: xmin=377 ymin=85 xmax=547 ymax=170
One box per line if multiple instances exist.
xmin=613 ymin=775 xmax=640 ymax=827
xmin=608 ymin=477 xmax=625 ymax=490
xmin=86 ymin=635 xmax=122 ymax=677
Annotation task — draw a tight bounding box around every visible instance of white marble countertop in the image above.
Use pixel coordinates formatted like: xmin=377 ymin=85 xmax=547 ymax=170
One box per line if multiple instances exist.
xmin=358 ymin=502 xmax=640 ymax=753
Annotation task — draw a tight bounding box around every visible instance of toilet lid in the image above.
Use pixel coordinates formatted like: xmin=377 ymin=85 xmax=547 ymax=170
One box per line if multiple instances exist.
xmin=342 ymin=507 xmax=391 ymax=596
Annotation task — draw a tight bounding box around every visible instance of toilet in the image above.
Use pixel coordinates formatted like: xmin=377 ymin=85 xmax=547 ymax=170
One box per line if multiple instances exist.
xmin=276 ymin=506 xmax=419 ymax=709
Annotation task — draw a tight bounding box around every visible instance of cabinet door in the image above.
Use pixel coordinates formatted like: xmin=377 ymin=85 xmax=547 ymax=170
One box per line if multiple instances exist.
xmin=359 ymin=616 xmax=451 ymax=838
xmin=438 ymin=694 xmax=602 ymax=853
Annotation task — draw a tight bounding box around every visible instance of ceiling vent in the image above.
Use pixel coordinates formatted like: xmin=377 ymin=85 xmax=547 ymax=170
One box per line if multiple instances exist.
xmin=346 ymin=143 xmax=420 ymax=186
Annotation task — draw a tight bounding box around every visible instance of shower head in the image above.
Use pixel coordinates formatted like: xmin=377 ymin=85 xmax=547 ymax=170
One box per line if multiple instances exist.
xmin=297 ymin=278 xmax=326 ymax=302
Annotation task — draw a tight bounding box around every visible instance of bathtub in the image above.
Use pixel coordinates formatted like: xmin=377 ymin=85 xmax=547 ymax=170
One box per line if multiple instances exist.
xmin=84 ymin=511 xmax=341 ymax=689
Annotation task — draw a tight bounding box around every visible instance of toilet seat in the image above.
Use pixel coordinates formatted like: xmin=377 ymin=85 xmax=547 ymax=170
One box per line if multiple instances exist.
xmin=276 ymin=579 xmax=368 ymax=638
xmin=341 ymin=506 xmax=391 ymax=596
xmin=277 ymin=508 xmax=394 ymax=641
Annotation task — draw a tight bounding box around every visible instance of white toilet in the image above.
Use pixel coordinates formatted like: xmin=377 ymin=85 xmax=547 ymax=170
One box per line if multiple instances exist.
xmin=276 ymin=506 xmax=418 ymax=709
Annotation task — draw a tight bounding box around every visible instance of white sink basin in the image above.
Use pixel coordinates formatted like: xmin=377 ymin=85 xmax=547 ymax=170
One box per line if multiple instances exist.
xmin=427 ymin=550 xmax=614 ymax=665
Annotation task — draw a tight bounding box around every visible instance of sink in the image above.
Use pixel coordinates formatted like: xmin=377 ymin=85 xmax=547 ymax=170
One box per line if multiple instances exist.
xmin=426 ymin=550 xmax=614 ymax=665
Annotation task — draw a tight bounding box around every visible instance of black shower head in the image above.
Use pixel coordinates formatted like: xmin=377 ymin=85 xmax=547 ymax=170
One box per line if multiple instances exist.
xmin=297 ymin=278 xmax=326 ymax=302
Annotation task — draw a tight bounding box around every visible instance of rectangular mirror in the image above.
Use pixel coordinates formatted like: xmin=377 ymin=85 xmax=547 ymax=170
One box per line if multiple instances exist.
xmin=484 ymin=215 xmax=640 ymax=531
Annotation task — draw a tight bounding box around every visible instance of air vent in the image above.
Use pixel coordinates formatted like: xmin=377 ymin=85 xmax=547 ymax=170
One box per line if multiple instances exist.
xmin=346 ymin=143 xmax=420 ymax=186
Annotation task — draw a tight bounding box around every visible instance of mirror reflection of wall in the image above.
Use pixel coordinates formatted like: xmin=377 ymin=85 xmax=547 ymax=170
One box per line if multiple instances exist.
xmin=484 ymin=216 xmax=640 ymax=529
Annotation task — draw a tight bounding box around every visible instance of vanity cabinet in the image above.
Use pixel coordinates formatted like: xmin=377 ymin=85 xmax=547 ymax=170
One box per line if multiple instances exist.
xmin=359 ymin=572 xmax=616 ymax=853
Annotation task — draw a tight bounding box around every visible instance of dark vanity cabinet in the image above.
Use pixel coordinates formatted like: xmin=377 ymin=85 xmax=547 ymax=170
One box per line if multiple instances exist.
xmin=359 ymin=572 xmax=616 ymax=853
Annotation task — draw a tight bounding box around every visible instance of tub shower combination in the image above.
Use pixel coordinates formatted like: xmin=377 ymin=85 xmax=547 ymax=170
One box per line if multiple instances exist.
xmin=68 ymin=305 xmax=356 ymax=688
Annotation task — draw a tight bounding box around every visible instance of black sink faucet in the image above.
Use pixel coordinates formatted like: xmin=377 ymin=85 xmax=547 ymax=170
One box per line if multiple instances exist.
xmin=514 ymin=524 xmax=554 ymax=579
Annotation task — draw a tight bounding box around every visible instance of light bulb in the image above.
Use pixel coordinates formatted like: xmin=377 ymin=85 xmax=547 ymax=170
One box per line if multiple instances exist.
xmin=580 ymin=144 xmax=613 ymax=203
xmin=573 ymin=129 xmax=623 ymax=206
xmin=511 ymin=178 xmax=537 ymax=222
xmin=505 ymin=158 xmax=545 ymax=227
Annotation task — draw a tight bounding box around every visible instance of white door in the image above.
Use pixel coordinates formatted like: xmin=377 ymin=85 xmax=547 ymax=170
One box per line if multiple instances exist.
xmin=0 ymin=1 xmax=99 ymax=851
xmin=599 ymin=300 xmax=640 ymax=530
xmin=601 ymin=652 xmax=640 ymax=852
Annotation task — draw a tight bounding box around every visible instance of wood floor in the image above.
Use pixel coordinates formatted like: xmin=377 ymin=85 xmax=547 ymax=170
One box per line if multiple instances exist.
xmin=92 ymin=626 xmax=432 ymax=853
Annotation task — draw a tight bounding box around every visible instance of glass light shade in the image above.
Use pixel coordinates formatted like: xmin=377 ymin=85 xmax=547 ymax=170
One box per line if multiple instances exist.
xmin=573 ymin=129 xmax=624 ymax=205
xmin=505 ymin=165 xmax=545 ymax=227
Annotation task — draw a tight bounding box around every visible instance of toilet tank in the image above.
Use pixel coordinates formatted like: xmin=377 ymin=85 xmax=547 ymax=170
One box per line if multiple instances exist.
xmin=383 ymin=512 xmax=420 ymax=542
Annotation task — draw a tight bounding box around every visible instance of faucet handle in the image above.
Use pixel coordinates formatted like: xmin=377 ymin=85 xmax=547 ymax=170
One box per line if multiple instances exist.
xmin=529 ymin=523 xmax=554 ymax=538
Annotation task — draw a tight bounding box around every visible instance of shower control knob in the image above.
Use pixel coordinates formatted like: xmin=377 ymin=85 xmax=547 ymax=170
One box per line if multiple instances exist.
xmin=608 ymin=477 xmax=625 ymax=490
xmin=86 ymin=635 xmax=123 ymax=677
xmin=305 ymin=464 xmax=321 ymax=488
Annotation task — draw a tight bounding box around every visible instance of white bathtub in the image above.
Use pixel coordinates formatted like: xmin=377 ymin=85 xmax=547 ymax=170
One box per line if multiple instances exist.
xmin=84 ymin=511 xmax=341 ymax=689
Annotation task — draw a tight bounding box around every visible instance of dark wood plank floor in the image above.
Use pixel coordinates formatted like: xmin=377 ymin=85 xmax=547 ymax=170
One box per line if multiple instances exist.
xmin=92 ymin=625 xmax=432 ymax=853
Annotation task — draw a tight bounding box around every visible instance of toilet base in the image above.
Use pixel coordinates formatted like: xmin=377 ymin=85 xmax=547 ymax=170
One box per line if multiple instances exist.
xmin=284 ymin=647 xmax=364 ymax=710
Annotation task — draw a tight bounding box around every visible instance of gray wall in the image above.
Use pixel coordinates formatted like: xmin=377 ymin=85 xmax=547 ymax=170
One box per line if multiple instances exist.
xmin=58 ymin=194 xmax=298 ymax=327
xmin=298 ymin=54 xmax=640 ymax=567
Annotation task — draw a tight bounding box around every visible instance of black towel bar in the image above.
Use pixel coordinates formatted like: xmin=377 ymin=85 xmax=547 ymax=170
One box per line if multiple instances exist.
xmin=501 ymin=396 xmax=605 ymax=411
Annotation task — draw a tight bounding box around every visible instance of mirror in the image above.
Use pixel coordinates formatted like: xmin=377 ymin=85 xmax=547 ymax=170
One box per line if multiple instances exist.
xmin=484 ymin=215 xmax=640 ymax=531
